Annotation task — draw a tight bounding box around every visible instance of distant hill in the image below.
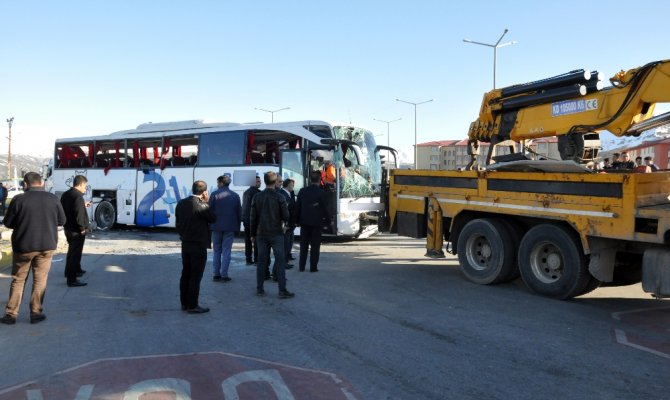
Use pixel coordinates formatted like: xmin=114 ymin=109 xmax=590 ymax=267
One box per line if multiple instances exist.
xmin=0 ymin=154 xmax=50 ymax=180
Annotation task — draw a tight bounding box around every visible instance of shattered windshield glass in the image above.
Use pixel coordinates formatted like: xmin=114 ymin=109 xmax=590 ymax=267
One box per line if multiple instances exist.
xmin=332 ymin=126 xmax=382 ymax=198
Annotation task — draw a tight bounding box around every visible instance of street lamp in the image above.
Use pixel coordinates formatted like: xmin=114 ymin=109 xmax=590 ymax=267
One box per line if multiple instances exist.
xmin=6 ymin=117 xmax=13 ymax=180
xmin=463 ymin=28 xmax=517 ymax=89
xmin=396 ymin=99 xmax=433 ymax=169
xmin=373 ymin=117 xmax=401 ymax=148
xmin=254 ymin=107 xmax=290 ymax=123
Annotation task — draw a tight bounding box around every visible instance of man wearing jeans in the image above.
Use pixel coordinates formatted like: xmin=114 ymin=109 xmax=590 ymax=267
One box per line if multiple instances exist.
xmin=209 ymin=174 xmax=241 ymax=282
xmin=250 ymin=171 xmax=294 ymax=299
xmin=1 ymin=172 xmax=66 ymax=324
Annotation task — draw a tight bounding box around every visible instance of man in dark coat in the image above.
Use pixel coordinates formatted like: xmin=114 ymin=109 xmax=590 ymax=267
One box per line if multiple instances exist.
xmin=176 ymin=180 xmax=216 ymax=314
xmin=296 ymin=171 xmax=329 ymax=272
xmin=242 ymin=175 xmax=261 ymax=265
xmin=60 ymin=175 xmax=91 ymax=287
xmin=209 ymin=174 xmax=241 ymax=281
xmin=1 ymin=172 xmax=66 ymax=324
xmin=250 ymin=172 xmax=294 ymax=299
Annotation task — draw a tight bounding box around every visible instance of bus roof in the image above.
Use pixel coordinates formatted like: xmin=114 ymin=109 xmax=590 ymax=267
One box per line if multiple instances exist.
xmin=54 ymin=119 xmax=365 ymax=145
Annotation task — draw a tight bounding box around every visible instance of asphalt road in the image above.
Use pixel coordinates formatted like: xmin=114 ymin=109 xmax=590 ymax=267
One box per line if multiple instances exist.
xmin=0 ymin=230 xmax=667 ymax=399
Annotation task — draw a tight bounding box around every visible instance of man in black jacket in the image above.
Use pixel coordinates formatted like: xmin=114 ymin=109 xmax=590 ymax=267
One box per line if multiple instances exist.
xmin=1 ymin=172 xmax=66 ymax=324
xmin=250 ymin=172 xmax=294 ymax=299
xmin=61 ymin=175 xmax=91 ymax=287
xmin=296 ymin=171 xmax=329 ymax=272
xmin=242 ymin=175 xmax=261 ymax=265
xmin=175 ymin=180 xmax=216 ymax=313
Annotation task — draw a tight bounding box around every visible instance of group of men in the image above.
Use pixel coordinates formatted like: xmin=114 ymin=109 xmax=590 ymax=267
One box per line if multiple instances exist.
xmin=175 ymin=170 xmax=328 ymax=313
xmin=1 ymin=173 xmax=91 ymax=325
xmin=0 ymin=169 xmax=328 ymax=323
xmin=602 ymin=151 xmax=660 ymax=171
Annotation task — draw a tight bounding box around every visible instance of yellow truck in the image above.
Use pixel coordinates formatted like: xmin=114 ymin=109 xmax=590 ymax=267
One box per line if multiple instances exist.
xmin=384 ymin=165 xmax=670 ymax=299
xmin=381 ymin=60 xmax=670 ymax=299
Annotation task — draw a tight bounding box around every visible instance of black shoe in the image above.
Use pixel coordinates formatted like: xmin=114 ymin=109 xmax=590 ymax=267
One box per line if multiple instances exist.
xmin=213 ymin=275 xmax=222 ymax=282
xmin=310 ymin=269 xmax=319 ymax=272
xmin=77 ymin=270 xmax=87 ymax=277
xmin=67 ymin=280 xmax=87 ymax=287
xmin=256 ymin=289 xmax=266 ymax=297
xmin=246 ymin=260 xmax=254 ymax=265
xmin=299 ymin=267 xmax=305 ymax=272
xmin=186 ymin=306 xmax=210 ymax=314
xmin=30 ymin=313 xmax=46 ymax=324
xmin=285 ymin=264 xmax=294 ymax=269
xmin=0 ymin=315 xmax=16 ymax=325
xmin=278 ymin=290 xmax=295 ymax=299
xmin=222 ymin=277 xmax=232 ymax=282
xmin=288 ymin=255 xmax=296 ymax=261
xmin=271 ymin=274 xmax=278 ymax=282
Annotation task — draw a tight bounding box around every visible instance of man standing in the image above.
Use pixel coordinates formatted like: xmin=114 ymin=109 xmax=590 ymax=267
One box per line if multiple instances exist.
xmin=617 ymin=152 xmax=636 ymax=169
xmin=242 ymin=175 xmax=261 ymax=265
xmin=209 ymin=174 xmax=241 ymax=282
xmin=280 ymin=178 xmax=296 ymax=266
xmin=1 ymin=172 xmax=66 ymax=324
xmin=644 ymin=156 xmax=660 ymax=172
xmin=61 ymin=175 xmax=91 ymax=287
xmin=250 ymin=171 xmax=294 ymax=299
xmin=176 ymin=180 xmax=216 ymax=314
xmin=296 ymin=171 xmax=329 ymax=272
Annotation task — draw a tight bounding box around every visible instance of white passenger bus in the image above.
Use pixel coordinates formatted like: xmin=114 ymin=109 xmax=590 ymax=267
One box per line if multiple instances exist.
xmin=47 ymin=120 xmax=397 ymax=237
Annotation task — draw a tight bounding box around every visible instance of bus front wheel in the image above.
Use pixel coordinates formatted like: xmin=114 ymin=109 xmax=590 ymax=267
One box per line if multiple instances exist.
xmin=95 ymin=200 xmax=116 ymax=230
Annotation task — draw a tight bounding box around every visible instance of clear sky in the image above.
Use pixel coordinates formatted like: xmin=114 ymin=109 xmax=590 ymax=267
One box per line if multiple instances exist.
xmin=2 ymin=1 xmax=669 ymax=159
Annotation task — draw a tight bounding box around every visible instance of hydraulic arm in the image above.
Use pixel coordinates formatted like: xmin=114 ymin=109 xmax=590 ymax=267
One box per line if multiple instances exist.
xmin=467 ymin=59 xmax=670 ymax=167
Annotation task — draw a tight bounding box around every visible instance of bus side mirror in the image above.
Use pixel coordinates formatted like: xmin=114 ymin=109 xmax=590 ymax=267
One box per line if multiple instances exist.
xmin=320 ymin=138 xmax=337 ymax=147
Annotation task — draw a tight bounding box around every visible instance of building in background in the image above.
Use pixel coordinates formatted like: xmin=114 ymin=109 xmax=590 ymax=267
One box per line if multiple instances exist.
xmin=417 ymin=137 xmax=560 ymax=170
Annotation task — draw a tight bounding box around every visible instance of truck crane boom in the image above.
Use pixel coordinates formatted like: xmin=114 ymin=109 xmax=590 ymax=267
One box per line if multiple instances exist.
xmin=467 ymin=59 xmax=670 ymax=168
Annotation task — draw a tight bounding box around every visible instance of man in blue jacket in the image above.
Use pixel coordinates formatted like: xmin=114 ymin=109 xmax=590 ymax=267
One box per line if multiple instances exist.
xmin=209 ymin=174 xmax=241 ymax=282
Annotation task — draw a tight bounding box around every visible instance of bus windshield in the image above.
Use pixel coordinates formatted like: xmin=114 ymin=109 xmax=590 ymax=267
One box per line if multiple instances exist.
xmin=332 ymin=126 xmax=381 ymax=198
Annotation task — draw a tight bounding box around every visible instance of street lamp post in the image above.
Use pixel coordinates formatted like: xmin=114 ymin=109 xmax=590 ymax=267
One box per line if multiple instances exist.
xmin=463 ymin=28 xmax=517 ymax=89
xmin=6 ymin=117 xmax=13 ymax=180
xmin=373 ymin=117 xmax=401 ymax=148
xmin=396 ymin=99 xmax=433 ymax=169
xmin=254 ymin=107 xmax=290 ymax=123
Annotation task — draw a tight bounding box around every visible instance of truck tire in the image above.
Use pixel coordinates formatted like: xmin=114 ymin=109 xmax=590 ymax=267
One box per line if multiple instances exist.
xmin=95 ymin=201 xmax=116 ymax=231
xmin=457 ymin=218 xmax=516 ymax=285
xmin=518 ymin=224 xmax=591 ymax=299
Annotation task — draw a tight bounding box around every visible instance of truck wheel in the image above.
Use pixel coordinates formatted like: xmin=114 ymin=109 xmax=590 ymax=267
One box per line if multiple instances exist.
xmin=518 ymin=224 xmax=590 ymax=299
xmin=95 ymin=201 xmax=116 ymax=231
xmin=457 ymin=218 xmax=515 ymax=285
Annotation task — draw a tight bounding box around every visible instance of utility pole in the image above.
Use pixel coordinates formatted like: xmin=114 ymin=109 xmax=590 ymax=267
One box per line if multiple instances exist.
xmin=6 ymin=117 xmax=13 ymax=180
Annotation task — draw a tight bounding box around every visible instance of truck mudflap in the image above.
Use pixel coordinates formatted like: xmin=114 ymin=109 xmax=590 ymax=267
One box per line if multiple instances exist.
xmin=642 ymin=248 xmax=670 ymax=299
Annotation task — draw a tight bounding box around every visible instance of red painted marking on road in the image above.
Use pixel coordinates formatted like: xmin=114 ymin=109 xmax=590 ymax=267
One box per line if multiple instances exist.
xmin=612 ymin=306 xmax=670 ymax=359
xmin=0 ymin=352 xmax=359 ymax=399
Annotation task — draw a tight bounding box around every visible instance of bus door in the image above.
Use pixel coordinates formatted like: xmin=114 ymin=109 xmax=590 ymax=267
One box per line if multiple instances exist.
xmin=280 ymin=149 xmax=305 ymax=235
xmin=279 ymin=149 xmax=306 ymax=191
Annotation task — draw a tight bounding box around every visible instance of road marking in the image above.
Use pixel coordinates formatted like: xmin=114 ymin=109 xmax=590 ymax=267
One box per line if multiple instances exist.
xmin=611 ymin=305 xmax=670 ymax=320
xmin=614 ymin=329 xmax=670 ymax=360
